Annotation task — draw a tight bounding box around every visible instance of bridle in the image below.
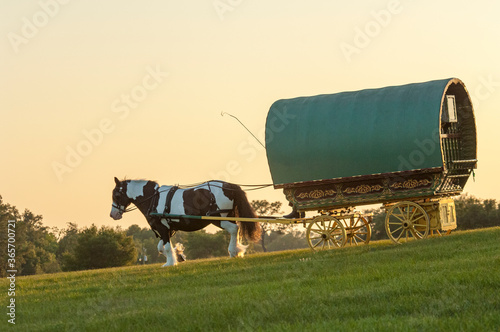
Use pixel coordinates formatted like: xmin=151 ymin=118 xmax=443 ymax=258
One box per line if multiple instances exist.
xmin=112 ymin=202 xmax=137 ymax=214
xmin=112 ymin=186 xmax=139 ymax=214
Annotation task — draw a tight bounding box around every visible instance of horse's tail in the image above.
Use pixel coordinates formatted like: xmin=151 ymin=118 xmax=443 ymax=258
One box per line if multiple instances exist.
xmin=231 ymin=185 xmax=262 ymax=243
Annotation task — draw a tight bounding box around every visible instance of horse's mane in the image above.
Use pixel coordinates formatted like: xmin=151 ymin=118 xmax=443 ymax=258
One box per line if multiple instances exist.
xmin=122 ymin=178 xmax=231 ymax=189
xmin=122 ymin=177 xmax=159 ymax=185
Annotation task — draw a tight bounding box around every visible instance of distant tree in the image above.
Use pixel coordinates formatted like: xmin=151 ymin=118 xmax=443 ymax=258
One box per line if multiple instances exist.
xmin=62 ymin=225 xmax=136 ymax=271
xmin=126 ymin=224 xmax=165 ymax=264
xmin=141 ymin=237 xmax=165 ymax=263
xmin=251 ymin=200 xmax=303 ymax=252
xmin=0 ymin=197 xmax=61 ymax=276
xmin=366 ymin=209 xmax=387 ymax=241
xmin=0 ymin=196 xmax=21 ymax=277
xmin=16 ymin=210 xmax=60 ymax=275
xmin=176 ymin=230 xmax=229 ymax=259
xmin=57 ymin=222 xmax=78 ymax=256
xmin=455 ymin=194 xmax=500 ymax=230
xmin=126 ymin=224 xmax=142 ymax=238
xmin=265 ymin=231 xmax=308 ymax=251
xmin=252 ymin=200 xmax=283 ymax=217
xmin=58 ymin=222 xmax=81 ymax=270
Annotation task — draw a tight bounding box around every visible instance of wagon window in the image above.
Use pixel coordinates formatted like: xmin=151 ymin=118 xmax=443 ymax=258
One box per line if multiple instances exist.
xmin=440 ymin=205 xmax=448 ymax=224
xmin=449 ymin=205 xmax=455 ymax=223
xmin=444 ymin=95 xmax=457 ymax=123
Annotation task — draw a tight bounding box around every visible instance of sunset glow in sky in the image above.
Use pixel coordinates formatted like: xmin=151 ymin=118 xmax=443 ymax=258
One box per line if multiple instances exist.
xmin=1 ymin=0 xmax=499 ymax=231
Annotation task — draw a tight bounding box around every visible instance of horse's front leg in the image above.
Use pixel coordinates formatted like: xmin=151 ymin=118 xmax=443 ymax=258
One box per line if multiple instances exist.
xmin=157 ymin=239 xmax=177 ymax=267
xmin=152 ymin=218 xmax=177 ymax=267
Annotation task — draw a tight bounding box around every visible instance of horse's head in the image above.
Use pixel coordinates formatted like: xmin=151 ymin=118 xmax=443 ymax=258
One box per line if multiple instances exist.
xmin=110 ymin=177 xmax=132 ymax=220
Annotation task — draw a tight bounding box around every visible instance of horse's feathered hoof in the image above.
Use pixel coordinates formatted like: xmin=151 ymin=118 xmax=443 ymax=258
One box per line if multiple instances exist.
xmin=157 ymin=239 xmax=164 ymax=253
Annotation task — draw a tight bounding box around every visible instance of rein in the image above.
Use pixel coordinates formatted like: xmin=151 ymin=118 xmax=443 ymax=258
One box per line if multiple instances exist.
xmin=112 ymin=203 xmax=138 ymax=214
xmin=175 ymin=181 xmax=273 ymax=192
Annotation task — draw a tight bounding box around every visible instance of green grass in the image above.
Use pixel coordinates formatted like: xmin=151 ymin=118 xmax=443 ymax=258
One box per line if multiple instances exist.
xmin=2 ymin=227 xmax=500 ymax=331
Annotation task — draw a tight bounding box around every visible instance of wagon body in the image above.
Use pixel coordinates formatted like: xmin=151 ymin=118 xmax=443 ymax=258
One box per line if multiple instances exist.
xmin=265 ymin=78 xmax=477 ymax=212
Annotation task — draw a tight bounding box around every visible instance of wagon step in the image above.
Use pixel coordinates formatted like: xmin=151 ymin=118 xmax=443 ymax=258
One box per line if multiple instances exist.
xmin=446 ymin=174 xmax=471 ymax=178
xmin=450 ymin=159 xmax=477 ymax=164
xmin=449 ymin=159 xmax=478 ymax=169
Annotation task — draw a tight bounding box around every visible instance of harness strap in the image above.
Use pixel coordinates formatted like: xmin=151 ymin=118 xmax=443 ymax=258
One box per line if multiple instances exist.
xmin=160 ymin=186 xmax=179 ymax=229
xmin=206 ymin=182 xmax=218 ymax=215
xmin=148 ymin=190 xmax=160 ymax=216
xmin=165 ymin=186 xmax=179 ymax=215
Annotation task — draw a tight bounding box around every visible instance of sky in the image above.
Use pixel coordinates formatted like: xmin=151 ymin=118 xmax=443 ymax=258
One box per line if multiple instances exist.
xmin=1 ymin=0 xmax=499 ymax=232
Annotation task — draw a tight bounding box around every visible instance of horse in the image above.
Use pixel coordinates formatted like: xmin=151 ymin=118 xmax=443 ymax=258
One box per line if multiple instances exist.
xmin=109 ymin=177 xmax=261 ymax=267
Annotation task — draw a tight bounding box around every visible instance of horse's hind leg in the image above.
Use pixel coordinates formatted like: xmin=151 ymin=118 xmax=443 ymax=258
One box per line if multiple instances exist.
xmin=220 ymin=221 xmax=247 ymax=258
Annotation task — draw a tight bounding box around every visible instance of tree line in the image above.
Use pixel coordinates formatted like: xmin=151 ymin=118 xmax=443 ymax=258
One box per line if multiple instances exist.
xmin=2 ymin=194 xmax=498 ymax=276
xmin=0 ymin=196 xmax=306 ymax=277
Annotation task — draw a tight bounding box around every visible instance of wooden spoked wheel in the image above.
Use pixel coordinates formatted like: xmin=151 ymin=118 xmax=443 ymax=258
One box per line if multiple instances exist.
xmin=345 ymin=216 xmax=371 ymax=246
xmin=385 ymin=201 xmax=430 ymax=244
xmin=306 ymin=215 xmax=347 ymax=250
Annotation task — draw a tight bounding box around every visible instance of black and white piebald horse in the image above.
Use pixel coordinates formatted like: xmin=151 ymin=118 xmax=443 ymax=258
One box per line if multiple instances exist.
xmin=110 ymin=177 xmax=261 ymax=267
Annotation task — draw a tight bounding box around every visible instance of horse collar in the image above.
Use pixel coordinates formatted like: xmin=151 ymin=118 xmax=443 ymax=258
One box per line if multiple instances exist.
xmin=147 ymin=188 xmax=161 ymax=217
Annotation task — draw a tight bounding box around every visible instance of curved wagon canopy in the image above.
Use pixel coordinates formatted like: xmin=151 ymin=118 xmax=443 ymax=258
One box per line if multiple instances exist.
xmin=266 ymin=78 xmax=477 ymax=210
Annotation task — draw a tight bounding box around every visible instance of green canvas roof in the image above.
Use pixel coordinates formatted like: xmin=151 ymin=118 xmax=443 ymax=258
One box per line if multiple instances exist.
xmin=266 ymin=78 xmax=459 ymax=187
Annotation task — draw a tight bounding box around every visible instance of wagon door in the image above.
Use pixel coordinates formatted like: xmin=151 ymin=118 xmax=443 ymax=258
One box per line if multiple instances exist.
xmin=438 ymin=81 xmax=477 ymax=193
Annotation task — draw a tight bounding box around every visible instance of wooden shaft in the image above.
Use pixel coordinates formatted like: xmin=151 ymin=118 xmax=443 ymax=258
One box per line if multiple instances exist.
xmin=149 ymin=213 xmax=308 ymax=224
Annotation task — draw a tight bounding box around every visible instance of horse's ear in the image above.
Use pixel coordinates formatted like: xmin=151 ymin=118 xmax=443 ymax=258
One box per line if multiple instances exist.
xmin=114 ymin=177 xmax=120 ymax=185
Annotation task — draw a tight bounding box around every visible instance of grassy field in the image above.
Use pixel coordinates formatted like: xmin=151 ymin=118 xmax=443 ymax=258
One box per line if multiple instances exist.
xmin=2 ymin=227 xmax=500 ymax=331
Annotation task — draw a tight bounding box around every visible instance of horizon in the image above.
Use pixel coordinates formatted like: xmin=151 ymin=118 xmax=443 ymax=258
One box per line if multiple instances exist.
xmin=1 ymin=0 xmax=499 ymax=230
